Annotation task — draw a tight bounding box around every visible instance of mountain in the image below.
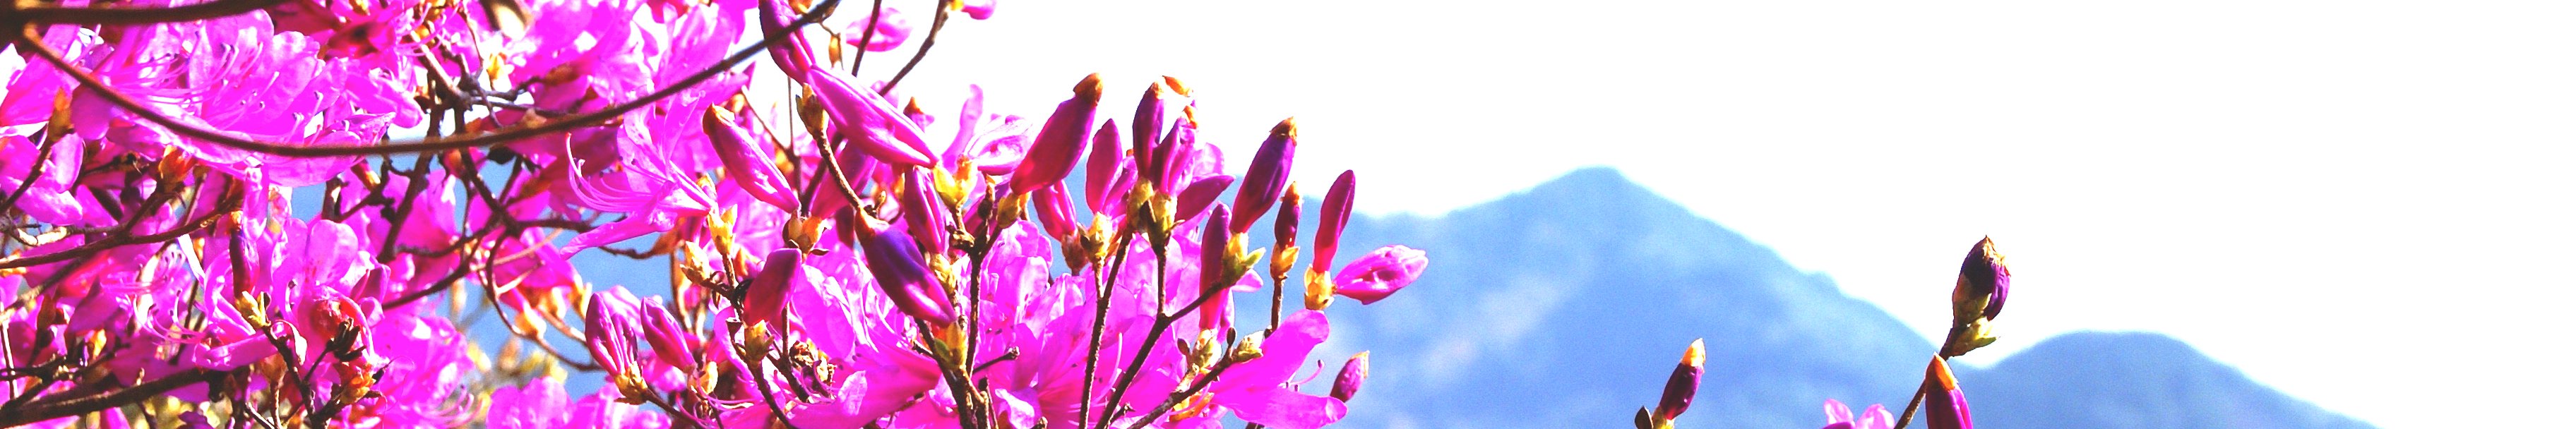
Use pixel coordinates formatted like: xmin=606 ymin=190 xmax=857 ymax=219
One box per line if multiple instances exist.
xmin=1955 ymin=332 xmax=2377 ymax=429
xmin=1294 ymin=167 xmax=2373 ymax=429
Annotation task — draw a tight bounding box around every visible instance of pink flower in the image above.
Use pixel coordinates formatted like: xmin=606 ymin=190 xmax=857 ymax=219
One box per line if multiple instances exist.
xmin=843 ymin=6 xmax=914 ymax=52
xmin=1206 ymin=310 xmax=1346 ymax=429
xmin=1332 ymin=245 xmax=1427 ymax=305
xmin=1008 ymin=73 xmax=1104 ymax=195
xmin=1228 ymin=119 xmax=1297 ymax=234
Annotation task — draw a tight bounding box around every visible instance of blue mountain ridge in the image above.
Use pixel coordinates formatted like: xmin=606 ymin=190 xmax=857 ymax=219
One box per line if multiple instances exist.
xmin=1290 ymin=167 xmax=2375 ymax=429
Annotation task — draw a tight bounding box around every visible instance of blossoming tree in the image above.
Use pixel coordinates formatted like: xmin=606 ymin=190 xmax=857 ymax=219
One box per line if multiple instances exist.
xmin=0 ymin=0 xmax=1430 ymax=428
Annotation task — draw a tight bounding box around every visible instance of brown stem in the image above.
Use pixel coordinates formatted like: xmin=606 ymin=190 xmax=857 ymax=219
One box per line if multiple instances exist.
xmin=0 ymin=368 xmax=227 ymax=428
xmin=1075 ymin=231 xmax=1137 ymax=429
xmin=12 ymin=0 xmax=287 ymax=25
xmin=877 ymin=0 xmax=950 ymax=96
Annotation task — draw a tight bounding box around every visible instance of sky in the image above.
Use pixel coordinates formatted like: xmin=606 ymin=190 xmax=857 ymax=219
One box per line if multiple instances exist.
xmin=828 ymin=1 xmax=2576 ymax=427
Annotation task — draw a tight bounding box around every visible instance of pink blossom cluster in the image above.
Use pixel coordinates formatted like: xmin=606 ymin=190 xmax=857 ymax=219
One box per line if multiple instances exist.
xmin=0 ymin=0 xmax=1427 ymax=428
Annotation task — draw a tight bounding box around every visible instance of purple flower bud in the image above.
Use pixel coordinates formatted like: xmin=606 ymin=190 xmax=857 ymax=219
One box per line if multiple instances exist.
xmin=1275 ymin=184 xmax=1301 ymax=248
xmin=706 ymin=107 xmax=798 ymax=212
xmin=1926 ymin=357 xmax=1974 ymax=429
xmin=1200 ymin=205 xmax=1236 ymax=290
xmin=1310 ymin=170 xmax=1356 ymax=273
xmin=743 ymin=248 xmax=804 ymax=329
xmin=583 ymin=289 xmax=644 ymax=377
xmin=1952 ymin=237 xmax=2011 ymax=322
xmin=1032 ymin=182 xmax=1079 ymax=241
xmin=1332 ymin=246 xmax=1426 ymax=305
xmin=805 ymin=68 xmax=936 ymax=167
xmin=1131 ymin=81 xmax=1177 ymax=185
xmin=861 ymin=224 xmax=956 ymax=327
xmin=900 ymin=169 xmax=950 ymax=252
xmin=1176 ymin=175 xmax=1235 ymax=222
xmin=1330 ymin=351 xmax=1370 ymax=402
xmin=1009 ymin=73 xmax=1104 ymax=195
xmin=1150 ymin=121 xmax=1191 ymax=188
xmin=842 ymin=6 xmax=912 ymax=52
xmin=1085 ymin=120 xmax=1124 ymax=212
xmin=638 ymin=298 xmax=696 ymax=370
xmin=1654 ymin=339 xmax=1705 ymax=421
xmin=1229 ymin=119 xmax=1298 ymax=234
xmin=756 ymin=0 xmax=817 ymax=78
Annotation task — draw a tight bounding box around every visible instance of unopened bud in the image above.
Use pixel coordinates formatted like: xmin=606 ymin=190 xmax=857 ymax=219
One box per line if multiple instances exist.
xmin=1330 ymin=351 xmax=1369 ymax=402
xmin=1952 ymin=237 xmax=2010 ymax=324
xmin=1925 ymin=357 xmax=1974 ymax=429
xmin=1654 ymin=339 xmax=1705 ymax=421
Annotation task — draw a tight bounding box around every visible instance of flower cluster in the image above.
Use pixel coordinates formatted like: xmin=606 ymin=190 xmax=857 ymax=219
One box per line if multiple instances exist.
xmin=0 ymin=0 xmax=1428 ymax=428
xmin=1635 ymin=238 xmax=2008 ymax=429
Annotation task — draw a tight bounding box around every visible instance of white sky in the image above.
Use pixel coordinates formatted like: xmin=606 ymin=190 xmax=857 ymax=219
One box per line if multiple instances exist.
xmin=861 ymin=1 xmax=2576 ymax=427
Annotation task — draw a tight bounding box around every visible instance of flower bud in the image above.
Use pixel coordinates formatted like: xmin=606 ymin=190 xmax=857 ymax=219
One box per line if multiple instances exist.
xmin=638 ymin=298 xmax=696 ymax=370
xmin=1009 ymin=73 xmax=1104 ymax=195
xmin=1176 ymin=174 xmax=1234 ymax=222
xmin=756 ymin=0 xmax=818 ymax=77
xmin=707 ymin=107 xmax=799 ymax=212
xmin=1229 ymin=119 xmax=1298 ymax=234
xmin=1952 ymin=237 xmax=2011 ymax=323
xmin=1311 ymin=170 xmax=1356 ymax=273
xmin=1330 ymin=351 xmax=1370 ymax=402
xmin=1926 ymin=357 xmax=1974 ymax=429
xmin=1200 ymin=205 xmax=1238 ymax=291
xmin=1085 ymin=120 xmax=1125 ymax=212
xmin=955 ymin=0 xmax=995 ymax=20
xmin=743 ymin=248 xmax=804 ymax=330
xmin=1274 ymin=183 xmax=1302 ymax=249
xmin=900 ymin=169 xmax=952 ymax=252
xmin=861 ymin=224 xmax=957 ymax=327
xmin=1032 ymin=182 xmax=1080 ymax=241
xmin=1654 ymin=339 xmax=1705 ymax=421
xmin=804 ymin=68 xmax=936 ymax=167
xmin=1132 ymin=82 xmax=1174 ymax=184
xmin=583 ymin=289 xmax=644 ymax=379
xmin=1332 ymin=245 xmax=1428 ymax=305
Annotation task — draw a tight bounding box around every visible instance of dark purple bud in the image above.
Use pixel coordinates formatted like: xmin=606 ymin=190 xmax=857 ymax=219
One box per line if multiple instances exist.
xmin=1952 ymin=237 xmax=2011 ymax=322
xmin=1153 ymin=121 xmax=1197 ymax=192
xmin=861 ymin=224 xmax=956 ymax=327
xmin=1926 ymin=357 xmax=1974 ymax=429
xmin=1085 ymin=120 xmax=1124 ymax=212
xmin=1176 ymin=175 xmax=1235 ymax=222
xmin=1032 ymin=182 xmax=1079 ymax=241
xmin=638 ymin=297 xmax=696 ymax=370
xmin=706 ymin=107 xmax=798 ymax=212
xmin=805 ymin=68 xmax=936 ymax=167
xmin=1274 ymin=183 xmax=1301 ymax=248
xmin=1310 ymin=170 xmax=1356 ymax=273
xmin=1200 ymin=205 xmax=1235 ymax=291
xmin=1330 ymin=351 xmax=1370 ymax=402
xmin=1010 ymin=73 xmax=1104 ymax=195
xmin=1654 ymin=339 xmax=1705 ymax=421
xmin=743 ymin=248 xmax=804 ymax=329
xmin=1229 ymin=119 xmax=1298 ymax=234
xmin=1131 ymin=82 xmax=1175 ymax=184
xmin=899 ymin=169 xmax=950 ymax=252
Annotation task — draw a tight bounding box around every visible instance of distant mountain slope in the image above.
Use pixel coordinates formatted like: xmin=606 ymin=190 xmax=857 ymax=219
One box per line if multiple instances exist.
xmin=1956 ymin=332 xmax=2378 ymax=429
xmin=1297 ymin=167 xmax=2373 ymax=429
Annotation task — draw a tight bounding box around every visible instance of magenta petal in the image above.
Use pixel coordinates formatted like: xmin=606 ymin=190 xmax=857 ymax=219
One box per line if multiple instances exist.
xmin=743 ymin=248 xmax=804 ymax=328
xmin=1215 ymin=387 xmax=1347 ymax=429
xmin=1032 ymin=183 xmax=1079 ymax=240
xmin=1310 ymin=170 xmax=1356 ymax=272
xmin=1083 ymin=120 xmax=1123 ymax=212
xmin=1212 ymin=310 xmax=1329 ymax=393
xmin=805 ymin=69 xmax=935 ymax=167
xmin=842 ymin=6 xmax=912 ymax=52
xmin=1823 ymin=399 xmax=1854 ymax=424
xmin=1859 ymin=404 xmax=1895 ymax=429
